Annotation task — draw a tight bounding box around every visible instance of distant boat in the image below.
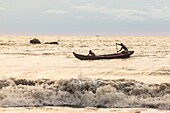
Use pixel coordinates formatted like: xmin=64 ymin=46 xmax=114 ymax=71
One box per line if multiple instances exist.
xmin=73 ymin=51 xmax=134 ymax=60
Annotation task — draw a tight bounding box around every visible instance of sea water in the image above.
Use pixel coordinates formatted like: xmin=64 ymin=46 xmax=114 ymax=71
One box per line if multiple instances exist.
xmin=0 ymin=36 xmax=169 ymax=110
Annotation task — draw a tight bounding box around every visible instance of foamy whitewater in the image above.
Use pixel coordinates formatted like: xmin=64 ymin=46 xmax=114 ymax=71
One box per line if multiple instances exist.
xmin=0 ymin=36 xmax=170 ymax=111
xmin=0 ymin=78 xmax=170 ymax=110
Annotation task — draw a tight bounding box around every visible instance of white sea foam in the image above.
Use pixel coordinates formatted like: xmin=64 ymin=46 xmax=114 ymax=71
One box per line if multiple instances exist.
xmin=0 ymin=78 xmax=169 ymax=110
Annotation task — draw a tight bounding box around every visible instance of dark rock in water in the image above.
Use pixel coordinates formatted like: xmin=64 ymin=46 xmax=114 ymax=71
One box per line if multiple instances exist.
xmin=44 ymin=42 xmax=59 ymax=45
xmin=30 ymin=38 xmax=41 ymax=44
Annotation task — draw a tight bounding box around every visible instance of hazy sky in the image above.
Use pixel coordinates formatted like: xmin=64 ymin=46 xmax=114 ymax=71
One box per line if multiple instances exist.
xmin=0 ymin=0 xmax=170 ymax=36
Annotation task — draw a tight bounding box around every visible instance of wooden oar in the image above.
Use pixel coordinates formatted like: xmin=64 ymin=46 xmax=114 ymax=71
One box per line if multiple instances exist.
xmin=116 ymin=43 xmax=118 ymax=53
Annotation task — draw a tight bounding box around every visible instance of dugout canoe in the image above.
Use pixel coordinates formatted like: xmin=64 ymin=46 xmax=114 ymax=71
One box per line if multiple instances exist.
xmin=73 ymin=51 xmax=134 ymax=60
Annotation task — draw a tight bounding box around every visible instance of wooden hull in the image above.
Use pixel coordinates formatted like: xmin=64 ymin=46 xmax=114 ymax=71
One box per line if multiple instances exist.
xmin=73 ymin=51 xmax=134 ymax=60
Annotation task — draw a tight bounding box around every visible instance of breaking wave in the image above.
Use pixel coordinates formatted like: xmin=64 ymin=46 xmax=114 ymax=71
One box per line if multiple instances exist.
xmin=0 ymin=78 xmax=170 ymax=110
xmin=149 ymin=67 xmax=170 ymax=76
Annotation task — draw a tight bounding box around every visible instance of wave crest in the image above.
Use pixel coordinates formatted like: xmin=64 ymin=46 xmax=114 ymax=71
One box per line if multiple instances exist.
xmin=0 ymin=78 xmax=169 ymax=109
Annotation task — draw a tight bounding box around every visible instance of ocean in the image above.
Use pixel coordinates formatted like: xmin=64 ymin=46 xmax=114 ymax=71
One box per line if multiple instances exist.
xmin=0 ymin=36 xmax=169 ymax=113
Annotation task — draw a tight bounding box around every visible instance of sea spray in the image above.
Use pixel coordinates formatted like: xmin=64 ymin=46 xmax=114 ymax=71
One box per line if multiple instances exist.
xmin=0 ymin=78 xmax=169 ymax=110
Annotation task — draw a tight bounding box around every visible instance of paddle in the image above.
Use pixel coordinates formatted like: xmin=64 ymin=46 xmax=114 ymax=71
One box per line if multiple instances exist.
xmin=116 ymin=43 xmax=118 ymax=53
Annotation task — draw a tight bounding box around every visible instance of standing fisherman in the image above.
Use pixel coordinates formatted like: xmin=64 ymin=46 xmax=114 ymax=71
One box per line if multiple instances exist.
xmin=116 ymin=43 xmax=128 ymax=53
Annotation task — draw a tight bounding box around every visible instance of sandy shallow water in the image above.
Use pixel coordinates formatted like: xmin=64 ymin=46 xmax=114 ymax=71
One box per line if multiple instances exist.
xmin=0 ymin=107 xmax=170 ymax=113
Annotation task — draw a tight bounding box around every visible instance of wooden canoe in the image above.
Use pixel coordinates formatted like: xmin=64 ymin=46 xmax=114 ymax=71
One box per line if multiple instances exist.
xmin=73 ymin=51 xmax=134 ymax=60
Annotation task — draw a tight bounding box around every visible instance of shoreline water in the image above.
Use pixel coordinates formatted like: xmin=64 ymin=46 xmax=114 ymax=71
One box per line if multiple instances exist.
xmin=0 ymin=36 xmax=169 ymax=112
xmin=0 ymin=78 xmax=169 ymax=110
xmin=0 ymin=107 xmax=170 ymax=113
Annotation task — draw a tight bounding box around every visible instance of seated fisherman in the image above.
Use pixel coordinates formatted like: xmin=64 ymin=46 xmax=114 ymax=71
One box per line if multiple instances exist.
xmin=88 ymin=50 xmax=95 ymax=56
